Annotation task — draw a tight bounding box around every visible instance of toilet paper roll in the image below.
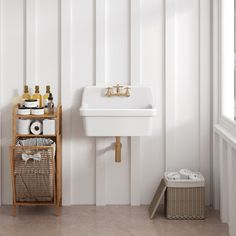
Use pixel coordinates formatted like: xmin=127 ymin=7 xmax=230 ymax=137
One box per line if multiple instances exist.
xmin=17 ymin=119 xmax=31 ymax=135
xmin=30 ymin=120 xmax=43 ymax=135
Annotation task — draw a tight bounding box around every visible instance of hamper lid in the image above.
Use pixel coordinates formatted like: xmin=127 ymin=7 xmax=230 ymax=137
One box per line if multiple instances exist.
xmin=148 ymin=179 xmax=167 ymax=220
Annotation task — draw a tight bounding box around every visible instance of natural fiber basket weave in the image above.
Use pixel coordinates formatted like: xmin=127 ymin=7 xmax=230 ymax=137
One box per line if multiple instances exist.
xmin=166 ymin=187 xmax=205 ymax=220
xmin=12 ymin=146 xmax=55 ymax=202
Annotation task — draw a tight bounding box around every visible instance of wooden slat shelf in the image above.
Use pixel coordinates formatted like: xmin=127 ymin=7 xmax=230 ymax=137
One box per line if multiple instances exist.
xmin=10 ymin=104 xmax=62 ymax=216
xmin=15 ymin=201 xmax=55 ymax=206
xmin=16 ymin=134 xmax=56 ymax=138
xmin=16 ymin=114 xmax=57 ymax=119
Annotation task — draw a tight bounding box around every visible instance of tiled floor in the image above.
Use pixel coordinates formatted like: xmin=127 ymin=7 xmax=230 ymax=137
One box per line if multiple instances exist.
xmin=0 ymin=206 xmax=229 ymax=236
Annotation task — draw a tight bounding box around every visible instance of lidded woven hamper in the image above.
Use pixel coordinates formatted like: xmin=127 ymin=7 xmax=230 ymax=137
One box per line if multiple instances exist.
xmin=149 ymin=171 xmax=205 ymax=220
xmin=164 ymin=172 xmax=205 ymax=220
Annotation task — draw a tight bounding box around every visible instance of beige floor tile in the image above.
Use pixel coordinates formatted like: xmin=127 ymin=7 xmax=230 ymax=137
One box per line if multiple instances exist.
xmin=0 ymin=206 xmax=229 ymax=236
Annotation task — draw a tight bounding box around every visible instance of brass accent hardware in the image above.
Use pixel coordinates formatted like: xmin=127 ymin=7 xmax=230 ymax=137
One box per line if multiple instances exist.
xmin=105 ymin=84 xmax=131 ymax=97
xmin=113 ymin=84 xmax=123 ymax=94
xmin=124 ymin=87 xmax=131 ymax=97
xmin=115 ymin=137 xmax=122 ymax=163
xmin=105 ymin=87 xmax=113 ymax=97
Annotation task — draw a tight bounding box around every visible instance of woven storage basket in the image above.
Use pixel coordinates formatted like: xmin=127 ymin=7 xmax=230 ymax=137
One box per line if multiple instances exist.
xmin=13 ymin=146 xmax=55 ymax=203
xmin=165 ymin=187 xmax=205 ymax=220
xmin=164 ymin=172 xmax=205 ymax=220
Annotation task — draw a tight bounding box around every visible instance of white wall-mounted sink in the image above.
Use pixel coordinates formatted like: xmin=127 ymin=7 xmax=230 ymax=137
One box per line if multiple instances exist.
xmin=80 ymin=86 xmax=157 ymax=136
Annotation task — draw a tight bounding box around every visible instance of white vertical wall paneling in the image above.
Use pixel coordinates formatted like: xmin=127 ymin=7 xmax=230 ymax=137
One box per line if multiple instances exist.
xmin=61 ymin=0 xmax=72 ymax=205
xmin=130 ymin=0 xmax=141 ymax=206
xmin=212 ymin=0 xmax=219 ymax=126
xmin=130 ymin=0 xmax=141 ymax=86
xmin=130 ymin=138 xmax=140 ymax=205
xmin=104 ymin=0 xmax=130 ymax=205
xmin=95 ymin=0 xmax=107 ymax=206
xmin=1 ymin=0 xmax=25 ymax=204
xmin=140 ymin=0 xmax=165 ymax=204
xmin=213 ymin=133 xmax=220 ymax=210
xmin=165 ymin=0 xmax=211 ymax=205
xmin=166 ymin=0 xmax=201 ymax=171
xmin=219 ymin=138 xmax=228 ymax=223
xmin=0 ymin=0 xmax=213 ymax=206
xmin=36 ymin=0 xmax=59 ymax=104
xmin=96 ymin=0 xmax=107 ymax=86
xmin=0 ymin=0 xmax=2 ymax=206
xmin=107 ymin=0 xmax=130 ymax=85
xmin=214 ymin=126 xmax=236 ymax=235
xmin=227 ymin=145 xmax=233 ymax=232
xmin=174 ymin=0 xmax=200 ymax=170
xmin=212 ymin=0 xmax=220 ymax=210
xmin=228 ymin=148 xmax=236 ymax=236
xmin=70 ymin=0 xmax=95 ymax=204
xmin=106 ymin=137 xmax=130 ymax=205
xmin=199 ymin=0 xmax=211 ymax=205
xmin=96 ymin=0 xmax=131 ymax=205
xmin=165 ymin=0 xmax=175 ymax=171
xmin=26 ymin=0 xmax=37 ymax=87
xmin=95 ymin=139 xmax=107 ymax=205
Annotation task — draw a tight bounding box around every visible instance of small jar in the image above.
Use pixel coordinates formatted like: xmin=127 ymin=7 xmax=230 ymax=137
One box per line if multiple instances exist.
xmin=24 ymin=99 xmax=38 ymax=108
xmin=31 ymin=107 xmax=45 ymax=115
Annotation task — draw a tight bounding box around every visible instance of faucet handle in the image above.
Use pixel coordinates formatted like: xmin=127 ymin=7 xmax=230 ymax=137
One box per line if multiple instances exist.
xmin=113 ymin=84 xmax=123 ymax=90
xmin=113 ymin=84 xmax=124 ymax=94
xmin=105 ymin=87 xmax=113 ymax=97
xmin=124 ymin=87 xmax=131 ymax=97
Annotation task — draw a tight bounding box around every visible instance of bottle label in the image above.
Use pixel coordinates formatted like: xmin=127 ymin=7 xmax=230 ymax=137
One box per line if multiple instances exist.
xmin=21 ymin=98 xmax=26 ymax=107
xmin=36 ymin=99 xmax=40 ymax=107
xmin=44 ymin=98 xmax=49 ymax=106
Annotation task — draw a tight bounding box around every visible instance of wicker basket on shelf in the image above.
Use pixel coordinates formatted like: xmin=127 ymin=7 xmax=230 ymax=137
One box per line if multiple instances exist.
xmin=12 ymin=146 xmax=55 ymax=203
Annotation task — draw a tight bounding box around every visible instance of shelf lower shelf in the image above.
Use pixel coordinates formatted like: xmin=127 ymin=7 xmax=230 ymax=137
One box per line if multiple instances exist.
xmin=16 ymin=134 xmax=56 ymax=138
xmin=15 ymin=201 xmax=55 ymax=206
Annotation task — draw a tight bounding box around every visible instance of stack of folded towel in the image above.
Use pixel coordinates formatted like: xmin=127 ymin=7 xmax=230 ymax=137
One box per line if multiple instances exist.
xmin=166 ymin=169 xmax=202 ymax=181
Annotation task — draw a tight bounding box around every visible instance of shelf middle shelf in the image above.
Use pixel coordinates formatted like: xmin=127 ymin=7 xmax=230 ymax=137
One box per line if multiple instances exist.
xmin=16 ymin=134 xmax=56 ymax=138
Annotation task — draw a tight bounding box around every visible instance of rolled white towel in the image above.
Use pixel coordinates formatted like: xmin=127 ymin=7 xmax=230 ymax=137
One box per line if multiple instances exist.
xmin=179 ymin=169 xmax=193 ymax=179
xmin=166 ymin=172 xmax=181 ymax=180
xmin=189 ymin=173 xmax=202 ymax=181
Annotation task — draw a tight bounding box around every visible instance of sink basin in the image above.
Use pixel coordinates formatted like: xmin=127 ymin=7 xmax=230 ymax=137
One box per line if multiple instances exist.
xmin=80 ymin=86 xmax=157 ymax=136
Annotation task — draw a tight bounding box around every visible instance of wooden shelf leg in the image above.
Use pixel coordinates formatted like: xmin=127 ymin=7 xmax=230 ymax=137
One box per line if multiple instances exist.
xmin=55 ymin=205 xmax=61 ymax=216
xmin=12 ymin=205 xmax=16 ymax=217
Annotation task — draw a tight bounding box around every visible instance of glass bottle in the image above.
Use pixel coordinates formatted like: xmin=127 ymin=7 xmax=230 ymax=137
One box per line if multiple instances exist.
xmin=43 ymin=85 xmax=51 ymax=107
xmin=48 ymin=93 xmax=54 ymax=114
xmin=32 ymin=85 xmax=42 ymax=108
xmin=22 ymin=85 xmax=31 ymax=102
xmin=22 ymin=85 xmax=31 ymax=99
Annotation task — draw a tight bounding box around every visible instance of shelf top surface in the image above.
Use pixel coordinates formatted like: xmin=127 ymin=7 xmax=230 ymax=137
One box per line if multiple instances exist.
xmin=16 ymin=114 xmax=57 ymax=119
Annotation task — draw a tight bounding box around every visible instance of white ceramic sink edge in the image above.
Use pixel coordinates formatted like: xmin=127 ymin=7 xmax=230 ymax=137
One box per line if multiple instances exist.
xmin=80 ymin=108 xmax=157 ymax=117
xmin=80 ymin=86 xmax=157 ymax=137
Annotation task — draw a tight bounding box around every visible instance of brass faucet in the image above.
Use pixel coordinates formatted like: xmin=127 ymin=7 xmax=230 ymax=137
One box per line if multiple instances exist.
xmin=113 ymin=84 xmax=123 ymax=95
xmin=105 ymin=84 xmax=131 ymax=97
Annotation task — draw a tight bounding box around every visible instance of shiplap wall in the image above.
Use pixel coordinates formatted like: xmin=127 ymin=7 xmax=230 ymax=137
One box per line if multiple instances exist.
xmin=213 ymin=126 xmax=236 ymax=236
xmin=0 ymin=0 xmax=211 ymax=205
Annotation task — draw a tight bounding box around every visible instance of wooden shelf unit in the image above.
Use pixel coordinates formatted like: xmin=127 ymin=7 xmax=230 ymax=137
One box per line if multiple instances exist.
xmin=10 ymin=104 xmax=62 ymax=216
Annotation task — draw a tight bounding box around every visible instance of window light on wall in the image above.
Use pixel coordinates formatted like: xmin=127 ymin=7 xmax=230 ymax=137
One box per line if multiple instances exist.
xmin=220 ymin=0 xmax=235 ymax=121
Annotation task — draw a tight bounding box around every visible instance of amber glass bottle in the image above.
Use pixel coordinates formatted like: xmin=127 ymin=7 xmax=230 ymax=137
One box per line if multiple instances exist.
xmin=22 ymin=85 xmax=31 ymax=100
xmin=43 ymin=85 xmax=51 ymax=107
xmin=32 ymin=85 xmax=42 ymax=107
